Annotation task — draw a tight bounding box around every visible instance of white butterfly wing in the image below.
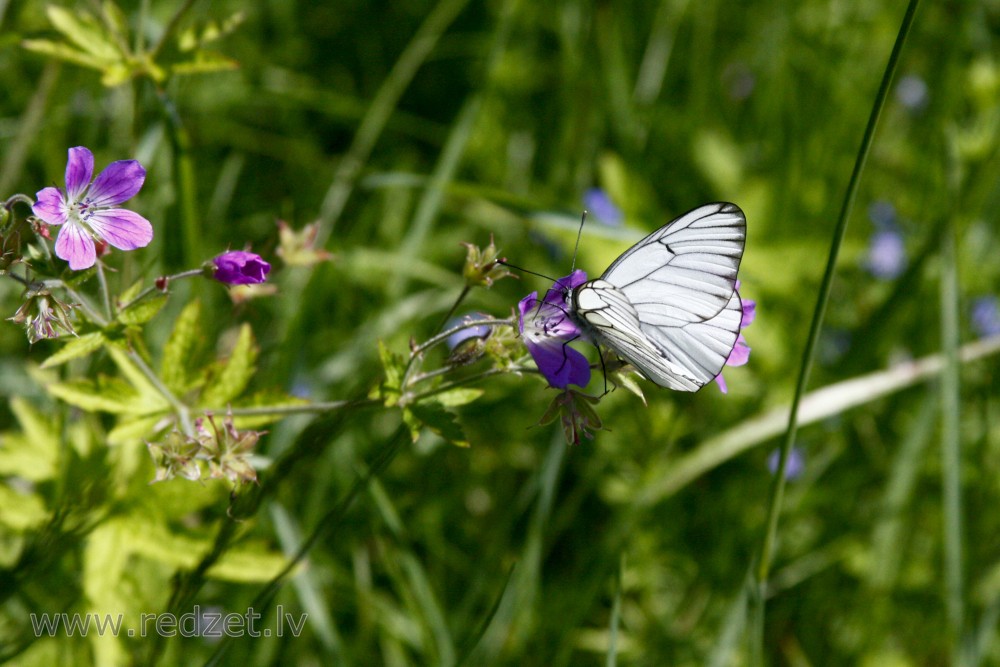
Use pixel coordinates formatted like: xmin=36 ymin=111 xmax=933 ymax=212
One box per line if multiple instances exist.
xmin=572 ymin=202 xmax=747 ymax=391
xmin=602 ymin=202 xmax=745 ymax=327
xmin=574 ymin=281 xmax=743 ymax=390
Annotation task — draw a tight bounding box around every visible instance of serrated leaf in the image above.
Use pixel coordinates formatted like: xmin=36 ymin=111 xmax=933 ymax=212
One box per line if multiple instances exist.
xmin=46 ymin=376 xmax=138 ymax=413
xmin=161 ymin=300 xmax=203 ymax=393
xmin=21 ymin=38 xmax=110 ymax=70
xmin=108 ymin=414 xmax=167 ymax=445
xmin=207 ymin=545 xmax=294 ymax=582
xmin=431 ymin=387 xmax=484 ymax=407
xmin=0 ymin=398 xmax=60 ymax=481
xmin=101 ymin=0 xmax=129 ymax=43
xmin=379 ymin=340 xmax=402 ymax=388
xmin=46 ymin=5 xmax=120 ymax=62
xmin=199 ymin=324 xmax=257 ymax=408
xmin=0 ymin=484 xmax=50 ymax=531
xmin=408 ymin=402 xmax=469 ymax=447
xmin=171 ymin=51 xmax=239 ymax=76
xmin=401 ymin=407 xmax=422 ymax=443
xmin=105 ymin=345 xmax=168 ymax=407
xmin=117 ymin=293 xmax=167 ymax=326
xmin=40 ymin=332 xmax=106 ymax=368
xmin=117 ymin=279 xmax=144 ymax=306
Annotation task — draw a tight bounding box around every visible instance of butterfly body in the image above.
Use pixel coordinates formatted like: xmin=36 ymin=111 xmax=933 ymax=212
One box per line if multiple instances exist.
xmin=567 ymin=202 xmax=747 ymax=391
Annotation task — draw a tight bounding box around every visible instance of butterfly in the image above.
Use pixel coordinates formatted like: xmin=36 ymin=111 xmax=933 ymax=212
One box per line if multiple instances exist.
xmin=565 ymin=202 xmax=747 ymax=391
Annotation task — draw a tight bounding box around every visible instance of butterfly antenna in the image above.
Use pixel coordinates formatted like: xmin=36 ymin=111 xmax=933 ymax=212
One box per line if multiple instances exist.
xmin=497 ymin=260 xmax=558 ymax=284
xmin=570 ymin=210 xmax=588 ymax=273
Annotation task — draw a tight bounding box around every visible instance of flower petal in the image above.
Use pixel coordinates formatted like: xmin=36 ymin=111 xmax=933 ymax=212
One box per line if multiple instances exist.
xmin=32 ymin=187 xmax=69 ymax=225
xmin=517 ymin=292 xmax=540 ymax=334
xmin=543 ymin=269 xmax=588 ymax=306
xmin=714 ymin=374 xmax=729 ymax=393
xmin=740 ymin=296 xmax=756 ymax=328
xmin=726 ymin=335 xmax=751 ymax=367
xmin=529 ymin=338 xmax=591 ymax=388
xmin=65 ymin=147 xmax=94 ymax=200
xmin=86 ymin=208 xmax=154 ymax=250
xmin=88 ymin=159 xmax=146 ymax=206
xmin=55 ymin=221 xmax=97 ymax=270
xmin=212 ymin=251 xmax=272 ymax=285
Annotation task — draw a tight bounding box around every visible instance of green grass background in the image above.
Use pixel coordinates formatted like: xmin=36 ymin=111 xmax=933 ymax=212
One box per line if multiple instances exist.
xmin=1 ymin=0 xmax=1000 ymax=664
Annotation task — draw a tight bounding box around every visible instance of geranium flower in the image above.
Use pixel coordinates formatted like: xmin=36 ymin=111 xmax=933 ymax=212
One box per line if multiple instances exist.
xmin=32 ymin=146 xmax=152 ymax=270
xmin=715 ymin=289 xmax=756 ymax=393
xmin=518 ymin=270 xmax=591 ymax=389
xmin=211 ymin=250 xmax=271 ymax=285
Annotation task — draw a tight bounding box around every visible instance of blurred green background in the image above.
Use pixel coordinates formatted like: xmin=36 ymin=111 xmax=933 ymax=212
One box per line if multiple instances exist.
xmin=1 ymin=0 xmax=1000 ymax=664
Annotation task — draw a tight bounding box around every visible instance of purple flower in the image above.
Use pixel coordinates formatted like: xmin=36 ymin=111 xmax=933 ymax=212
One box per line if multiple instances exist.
xmin=32 ymin=146 xmax=153 ymax=270
xmin=768 ymin=447 xmax=805 ymax=480
xmin=971 ymin=296 xmax=1000 ymax=338
xmin=865 ymin=228 xmax=906 ymax=279
xmin=715 ymin=288 xmax=756 ymax=393
xmin=518 ymin=270 xmax=591 ymax=389
xmin=583 ymin=188 xmax=623 ymax=227
xmin=212 ymin=251 xmax=271 ymax=285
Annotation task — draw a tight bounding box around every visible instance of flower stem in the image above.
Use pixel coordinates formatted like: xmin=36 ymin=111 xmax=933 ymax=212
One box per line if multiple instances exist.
xmin=148 ymin=0 xmax=198 ymax=61
xmin=412 ymin=317 xmax=513 ymax=356
xmin=95 ymin=262 xmax=112 ymax=321
xmin=206 ymin=399 xmax=380 ymax=418
xmin=41 ymin=280 xmax=109 ymax=328
xmin=127 ymin=349 xmax=194 ymax=436
xmin=117 ymin=268 xmax=203 ymax=313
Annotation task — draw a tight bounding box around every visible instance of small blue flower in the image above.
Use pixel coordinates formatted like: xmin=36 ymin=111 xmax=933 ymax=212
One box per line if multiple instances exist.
xmin=865 ymin=228 xmax=906 ymax=280
xmin=896 ymin=74 xmax=929 ymax=112
xmin=583 ymin=188 xmax=623 ymax=227
xmin=971 ymin=296 xmax=1000 ymax=338
xmin=768 ymin=447 xmax=805 ymax=480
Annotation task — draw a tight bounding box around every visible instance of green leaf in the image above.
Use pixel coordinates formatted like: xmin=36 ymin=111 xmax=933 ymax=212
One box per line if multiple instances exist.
xmin=21 ymin=38 xmax=110 ymax=70
xmin=108 ymin=414 xmax=166 ymax=445
xmin=117 ymin=293 xmax=167 ymax=326
xmin=116 ymin=279 xmax=144 ymax=306
xmin=0 ymin=398 xmax=60 ymax=481
xmin=45 ymin=5 xmax=120 ymax=62
xmin=207 ymin=545 xmax=295 ymax=582
xmin=46 ymin=376 xmax=138 ymax=413
xmin=0 ymin=484 xmax=50 ymax=531
xmin=161 ymin=300 xmax=204 ymax=394
xmin=105 ymin=345 xmax=169 ymax=408
xmin=171 ymin=51 xmax=239 ymax=76
xmin=377 ymin=340 xmax=405 ymax=406
xmin=199 ymin=324 xmax=258 ymax=408
xmin=40 ymin=331 xmax=106 ymax=368
xmin=430 ymin=387 xmax=484 ymax=407
xmin=407 ymin=402 xmax=469 ymax=447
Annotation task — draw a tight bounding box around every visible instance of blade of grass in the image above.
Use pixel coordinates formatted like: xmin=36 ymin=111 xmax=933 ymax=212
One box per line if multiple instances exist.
xmin=634 ymin=334 xmax=1000 ymax=506
xmin=751 ymin=2 xmax=923 ymax=659
xmin=605 ymin=554 xmax=624 ymax=667
xmin=940 ymin=215 xmax=966 ymax=665
xmin=755 ymin=0 xmax=922 ymax=591
xmin=315 ymin=0 xmax=471 ymax=243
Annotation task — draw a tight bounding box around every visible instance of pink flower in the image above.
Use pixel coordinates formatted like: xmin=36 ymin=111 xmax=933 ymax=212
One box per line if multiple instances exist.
xmin=715 ymin=290 xmax=756 ymax=394
xmin=212 ymin=251 xmax=271 ymax=285
xmin=32 ymin=147 xmax=153 ymax=270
